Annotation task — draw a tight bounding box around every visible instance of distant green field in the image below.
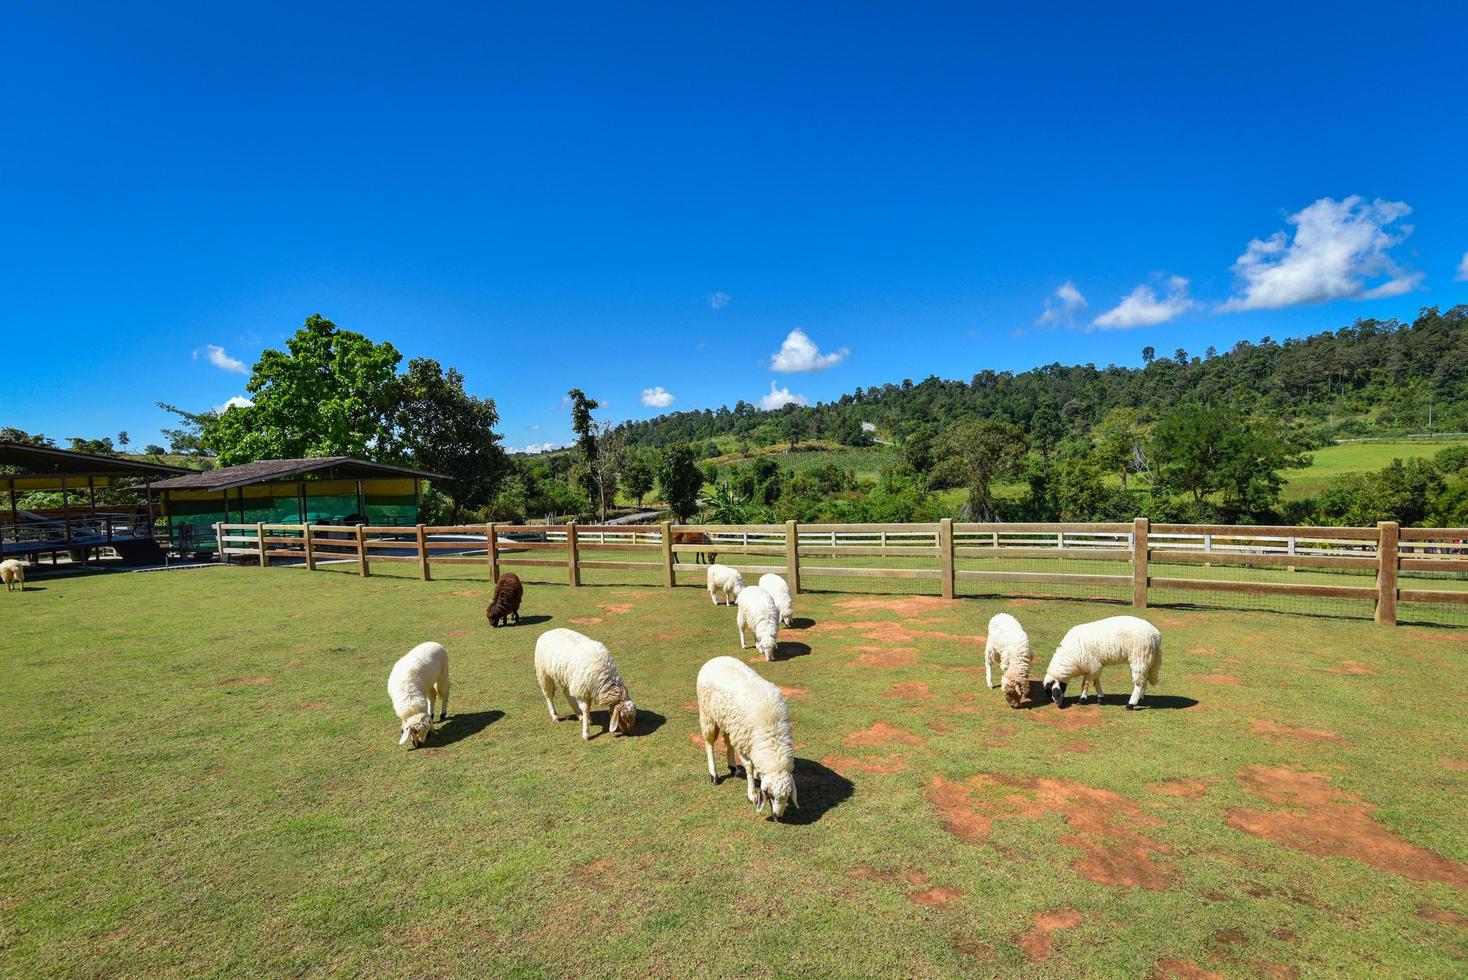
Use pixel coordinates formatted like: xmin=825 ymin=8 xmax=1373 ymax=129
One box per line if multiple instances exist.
xmin=1283 ymin=440 xmax=1468 ymax=500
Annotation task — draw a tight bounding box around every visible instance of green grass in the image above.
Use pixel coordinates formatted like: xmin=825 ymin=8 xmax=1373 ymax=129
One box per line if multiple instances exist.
xmin=1283 ymin=440 xmax=1468 ymax=500
xmin=3 ymin=564 xmax=1466 ymax=976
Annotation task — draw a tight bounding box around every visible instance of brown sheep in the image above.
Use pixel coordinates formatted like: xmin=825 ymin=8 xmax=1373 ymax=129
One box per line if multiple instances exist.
xmin=673 ymin=530 xmax=718 ymax=566
xmin=486 ymin=572 xmax=524 ymax=627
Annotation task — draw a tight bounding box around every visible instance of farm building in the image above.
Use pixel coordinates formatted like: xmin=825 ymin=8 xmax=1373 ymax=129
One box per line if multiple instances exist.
xmin=1 ymin=440 xmax=189 ymax=564
xmin=151 ymin=456 xmax=445 ymax=552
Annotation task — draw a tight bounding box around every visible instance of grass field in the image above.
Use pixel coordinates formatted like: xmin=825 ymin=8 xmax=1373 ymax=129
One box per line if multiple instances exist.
xmin=1283 ymin=440 xmax=1468 ymax=500
xmin=3 ymin=566 xmax=1466 ymax=976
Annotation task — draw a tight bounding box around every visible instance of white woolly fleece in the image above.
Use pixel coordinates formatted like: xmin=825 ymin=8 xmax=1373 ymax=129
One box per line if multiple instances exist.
xmin=736 ymin=585 xmax=781 ymax=661
xmin=697 ymin=655 xmax=797 ymax=816
xmin=387 ymin=641 xmax=450 ymax=745
xmin=758 ymin=573 xmax=793 ymax=627
xmin=707 ymin=563 xmax=744 ymax=605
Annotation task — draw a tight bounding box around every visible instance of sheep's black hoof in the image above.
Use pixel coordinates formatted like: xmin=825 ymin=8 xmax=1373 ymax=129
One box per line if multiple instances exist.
xmin=1125 ymin=703 xmax=1143 ymax=711
xmin=710 ymin=773 xmax=719 ymax=785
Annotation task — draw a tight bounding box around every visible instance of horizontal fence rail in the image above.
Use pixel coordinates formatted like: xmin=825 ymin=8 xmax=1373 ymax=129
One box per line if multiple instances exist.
xmin=210 ymin=518 xmax=1468 ymax=626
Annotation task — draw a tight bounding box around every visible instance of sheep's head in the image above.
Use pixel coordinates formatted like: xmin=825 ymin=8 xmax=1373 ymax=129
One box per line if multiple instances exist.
xmin=757 ymin=771 xmax=798 ymax=821
xmin=399 ymin=712 xmax=434 ymax=748
xmin=758 ymin=637 xmax=778 ymax=662
xmin=1001 ymin=669 xmax=1029 ymax=709
xmin=609 ymin=699 xmax=638 ymax=736
xmin=1043 ymin=673 xmax=1067 ymax=707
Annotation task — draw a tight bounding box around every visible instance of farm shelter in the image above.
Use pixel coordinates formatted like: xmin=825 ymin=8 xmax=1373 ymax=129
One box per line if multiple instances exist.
xmin=150 ymin=457 xmax=444 ymax=554
xmin=0 ymin=440 xmax=189 ymax=565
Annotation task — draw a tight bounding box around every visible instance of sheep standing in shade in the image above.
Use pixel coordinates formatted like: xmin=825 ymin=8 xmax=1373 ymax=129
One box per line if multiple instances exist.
xmin=534 ymin=628 xmax=637 ymax=741
xmin=758 ymin=573 xmax=793 ymax=627
xmin=706 ymin=563 xmax=743 ymax=606
xmin=1043 ymin=615 xmax=1161 ymax=710
xmin=1 ymin=559 xmax=24 ymax=592
xmin=388 ymin=641 xmax=450 ymax=748
xmin=696 ymin=655 xmax=798 ymax=820
xmin=736 ymin=585 xmax=781 ymax=661
xmin=984 ymin=612 xmax=1032 ymax=708
xmin=486 ymin=572 xmax=523 ymax=627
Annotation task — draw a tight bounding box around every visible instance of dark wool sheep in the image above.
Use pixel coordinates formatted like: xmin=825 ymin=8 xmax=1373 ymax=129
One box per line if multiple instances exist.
xmin=487 ymin=573 xmax=524 ymax=627
xmin=673 ymin=530 xmax=718 ymax=565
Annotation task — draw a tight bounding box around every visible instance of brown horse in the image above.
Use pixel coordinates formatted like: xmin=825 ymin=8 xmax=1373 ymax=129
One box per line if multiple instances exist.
xmin=672 ymin=530 xmax=718 ymax=565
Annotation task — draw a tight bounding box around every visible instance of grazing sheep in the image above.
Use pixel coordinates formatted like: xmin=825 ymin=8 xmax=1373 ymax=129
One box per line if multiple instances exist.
xmin=706 ymin=563 xmax=743 ymax=606
xmin=696 ymin=655 xmax=798 ymax=820
xmin=758 ymin=573 xmax=793 ymax=627
xmin=984 ymin=612 xmax=1032 ymax=708
xmin=674 ymin=529 xmax=718 ymax=565
xmin=534 ymin=628 xmax=637 ymax=741
xmin=486 ymin=572 xmax=523 ymax=627
xmin=736 ymin=585 xmax=781 ymax=662
xmin=1043 ymin=615 xmax=1162 ymax=710
xmin=388 ymin=641 xmax=450 ymax=748
xmin=1 ymin=559 xmax=24 ymax=592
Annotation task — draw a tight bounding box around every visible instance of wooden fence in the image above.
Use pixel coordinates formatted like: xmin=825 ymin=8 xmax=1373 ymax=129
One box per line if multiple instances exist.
xmin=213 ymin=518 xmax=1468 ymax=626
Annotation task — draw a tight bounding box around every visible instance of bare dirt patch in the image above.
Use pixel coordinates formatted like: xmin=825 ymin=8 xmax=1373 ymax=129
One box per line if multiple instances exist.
xmin=844 ymin=722 xmax=923 ymax=747
xmin=600 ymin=602 xmax=634 ymax=616
xmin=1155 ymin=960 xmax=1224 ymax=979
xmin=1182 ymin=673 xmax=1242 ymax=686
xmin=1248 ymin=720 xmax=1344 ymax=743
xmin=835 ymin=596 xmax=952 ymax=613
xmin=928 ymin=721 xmax=953 ymax=733
xmin=1150 ymin=778 xmax=1213 ymax=799
xmin=679 ymin=700 xmax=700 ymax=713
xmin=1440 ymin=759 xmax=1468 ymax=772
xmin=1227 ymin=765 xmax=1468 ymax=887
xmin=814 ymin=618 xmax=985 ymax=649
xmin=569 ymin=616 xmax=604 ymax=626
xmin=822 ymin=754 xmax=907 ymax=775
xmin=1418 ymin=905 xmax=1468 ymax=927
xmin=906 ymin=882 xmax=963 ymax=907
xmin=219 ymin=676 xmax=271 ymax=687
xmin=1017 ymin=907 xmax=1082 ymax=962
xmin=446 ymin=629 xmax=473 ymax=639
xmin=924 ymin=774 xmax=1172 ymax=889
xmin=1187 ymin=646 xmax=1218 ymax=656
xmin=848 ymin=646 xmax=918 ymax=668
xmin=1321 ymin=659 xmax=1377 ymax=676
xmin=1060 ymin=739 xmax=1094 ymax=754
xmin=884 ymin=680 xmax=934 ymax=700
xmin=1023 ymin=708 xmax=1109 ymax=733
xmin=779 ymin=685 xmax=809 ymax=700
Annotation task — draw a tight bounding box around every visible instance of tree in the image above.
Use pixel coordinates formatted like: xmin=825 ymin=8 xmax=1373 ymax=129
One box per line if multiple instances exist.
xmin=203 ymin=314 xmax=403 ymax=464
xmin=68 ymin=436 xmax=117 ymax=456
xmin=393 ymin=358 xmax=509 ymax=523
xmin=1142 ymin=346 xmax=1156 ymax=365
xmin=144 ymin=444 xmax=167 ymax=456
xmin=0 ymin=427 xmax=55 ymax=447
xmin=1092 ymin=407 xmax=1147 ymax=490
xmin=585 ymin=421 xmax=623 ymax=521
xmin=928 ymin=419 xmax=1028 ymax=521
xmin=117 ymin=431 xmax=131 ymax=449
xmin=566 ymin=388 xmax=606 ymax=515
xmin=902 ymin=426 xmax=937 ymax=474
xmin=656 ymin=444 xmax=704 ymax=521
xmin=1149 ymin=405 xmax=1307 ymax=520
xmin=622 ymin=454 xmax=655 ymax=506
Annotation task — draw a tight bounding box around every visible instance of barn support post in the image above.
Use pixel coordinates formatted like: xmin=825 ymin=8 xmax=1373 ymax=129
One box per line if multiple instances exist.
xmin=660 ymin=521 xmax=675 ymax=588
xmin=1375 ymin=521 xmax=1398 ymax=626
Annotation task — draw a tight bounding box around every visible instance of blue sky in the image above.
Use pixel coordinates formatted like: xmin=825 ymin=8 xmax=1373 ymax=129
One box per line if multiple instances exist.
xmin=4 ymin=2 xmax=1466 ymax=453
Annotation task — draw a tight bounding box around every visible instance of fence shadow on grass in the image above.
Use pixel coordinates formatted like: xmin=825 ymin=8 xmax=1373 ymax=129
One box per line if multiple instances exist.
xmin=435 ymin=709 xmax=504 ymax=746
xmin=783 ymin=757 xmax=856 ymax=825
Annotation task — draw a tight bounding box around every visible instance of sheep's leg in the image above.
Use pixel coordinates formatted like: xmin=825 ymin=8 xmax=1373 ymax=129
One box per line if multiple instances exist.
xmin=437 ymin=678 xmax=450 ymax=720
xmin=539 ymin=674 xmax=561 ymax=722
xmin=580 ymin=701 xmax=592 ymax=740
xmin=709 ymin=585 xmax=718 ymax=606
xmin=737 ymin=612 xmax=748 ymax=650
xmin=1090 ymin=674 xmax=1103 ymax=705
xmin=985 ymin=651 xmax=995 ymax=688
xmin=728 ymin=743 xmax=745 ymax=780
xmin=701 ymin=720 xmax=721 ymax=783
xmin=1127 ymin=676 xmax=1146 ymax=710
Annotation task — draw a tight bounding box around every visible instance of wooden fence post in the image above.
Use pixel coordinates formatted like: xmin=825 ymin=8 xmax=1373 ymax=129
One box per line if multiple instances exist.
xmin=487 ymin=522 xmax=499 ymax=582
xmin=939 ymin=518 xmax=955 ymax=600
xmin=357 ymin=524 xmax=370 ymax=577
xmin=566 ymin=522 xmax=580 ymax=587
xmin=256 ymin=522 xmax=267 ymax=567
xmin=1375 ymin=521 xmax=1398 ymax=626
xmin=1132 ymin=517 xmax=1149 ymax=609
xmin=416 ymin=523 xmax=430 ymax=581
xmin=660 ymin=521 xmax=675 ymax=588
xmin=303 ymin=522 xmax=315 ymax=571
xmin=214 ymin=522 xmax=224 ymax=562
xmin=786 ymin=520 xmax=800 ymax=595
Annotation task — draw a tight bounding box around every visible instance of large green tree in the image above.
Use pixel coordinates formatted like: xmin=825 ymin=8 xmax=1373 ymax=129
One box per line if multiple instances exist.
xmin=204 ymin=314 xmax=403 ymax=464
xmin=621 ymin=454 xmax=655 ymax=506
xmin=656 ymin=444 xmax=704 ymax=522
xmin=1149 ymin=404 xmax=1307 ymax=520
xmin=928 ymin=419 xmax=1028 ymax=521
xmin=394 ymin=358 xmax=509 ymax=522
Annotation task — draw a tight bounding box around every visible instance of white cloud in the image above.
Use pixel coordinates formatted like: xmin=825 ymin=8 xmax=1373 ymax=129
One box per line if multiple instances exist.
xmin=213 ymin=395 xmax=254 ymax=413
xmin=195 ymin=344 xmax=248 ymax=374
xmin=527 ymin=423 xmax=540 ymax=431
xmin=641 ymin=386 xmax=676 ymax=408
xmin=709 ymin=291 xmax=730 ymax=309
xmin=1220 ymin=196 xmax=1422 ymax=311
xmin=758 ymin=381 xmax=809 ymax=410
xmin=508 ymin=441 xmax=564 ymax=455
xmin=1093 ymin=276 xmax=1198 ymax=330
xmin=770 ymin=328 xmax=848 ymax=373
xmin=1036 ymin=279 xmax=1088 ymax=325
xmin=1457 ymin=252 xmax=1468 ymax=281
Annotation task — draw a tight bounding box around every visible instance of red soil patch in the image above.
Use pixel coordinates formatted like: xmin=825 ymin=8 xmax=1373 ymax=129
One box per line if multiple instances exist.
xmin=884 ymin=680 xmax=934 ymax=700
xmin=845 ymin=866 xmax=961 ymax=906
xmin=1182 ymin=673 xmax=1242 ymax=686
xmin=1017 ymin=907 xmax=1083 ymax=962
xmin=1322 ymin=659 xmax=1377 ymax=676
xmin=928 ymin=721 xmax=953 ymax=733
xmin=924 ymin=774 xmax=1172 ymax=889
xmin=835 ymin=596 xmax=952 ymax=613
xmin=822 ymin=754 xmax=906 ymax=775
xmin=1248 ymin=965 xmax=1298 ymax=980
xmin=1023 ymin=708 xmax=1109 ymax=732
xmin=689 ymin=732 xmax=714 ymax=751
xmin=814 ymin=618 xmax=985 ymax=649
xmin=679 ymin=700 xmax=700 ymax=713
xmin=446 ymin=629 xmax=473 ymax=639
xmin=1187 ymin=646 xmax=1217 ymax=655
xmin=1060 ymin=739 xmax=1094 ymax=754
xmin=844 ymin=722 xmax=923 ymax=747
xmin=219 ymin=676 xmax=271 ymax=686
xmin=1442 ymin=759 xmax=1468 ymax=772
xmin=1155 ymin=960 xmax=1224 ymax=979
xmin=779 ymin=685 xmax=809 ymax=700
xmin=848 ymin=646 xmax=918 ymax=668
xmin=600 ymin=602 xmax=633 ymax=615
xmin=907 ymin=884 xmax=963 ymax=907
xmin=1150 ymin=778 xmax=1213 ymax=799
xmin=569 ymin=616 xmax=604 ymax=626
xmin=1248 ymin=719 xmax=1344 ymax=743
xmin=1226 ymin=765 xmax=1468 ymax=887
xmin=1418 ymin=905 xmax=1468 ymax=927
xmin=297 ymin=701 xmax=331 ymax=711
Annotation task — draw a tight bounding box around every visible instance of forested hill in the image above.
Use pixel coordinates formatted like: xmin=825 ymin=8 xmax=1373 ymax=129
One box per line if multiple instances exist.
xmin=617 ymin=305 xmax=1468 ymax=448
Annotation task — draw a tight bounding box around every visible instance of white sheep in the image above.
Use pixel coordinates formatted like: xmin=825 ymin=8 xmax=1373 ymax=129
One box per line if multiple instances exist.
xmin=984 ymin=612 xmax=1032 ymax=708
xmin=1042 ymin=615 xmax=1161 ymax=710
xmin=707 ymin=563 xmax=743 ymax=605
xmin=534 ymin=627 xmax=637 ymax=740
xmin=736 ymin=585 xmax=781 ymax=662
xmin=758 ymin=573 xmax=793 ymax=627
xmin=1 ymin=559 xmax=24 ymax=592
xmin=388 ymin=641 xmax=450 ymax=747
xmin=696 ymin=655 xmax=798 ymax=820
